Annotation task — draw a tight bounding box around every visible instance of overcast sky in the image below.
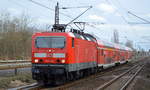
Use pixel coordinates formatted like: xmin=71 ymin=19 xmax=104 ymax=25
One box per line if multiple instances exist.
xmin=0 ymin=0 xmax=150 ymax=51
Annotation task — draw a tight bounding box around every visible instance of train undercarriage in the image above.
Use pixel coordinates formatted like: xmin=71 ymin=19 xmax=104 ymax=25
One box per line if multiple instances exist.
xmin=32 ymin=64 xmax=98 ymax=86
xmin=32 ymin=60 xmax=128 ymax=86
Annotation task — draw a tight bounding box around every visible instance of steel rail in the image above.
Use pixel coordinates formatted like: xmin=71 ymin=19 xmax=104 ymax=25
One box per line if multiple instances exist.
xmin=0 ymin=60 xmax=31 ymax=63
xmin=11 ymin=60 xmax=141 ymax=90
xmin=0 ymin=63 xmax=31 ymax=70
xmin=120 ymin=64 xmax=145 ymax=90
xmin=10 ymin=60 xmax=141 ymax=90
xmin=51 ymin=62 xmax=136 ymax=90
xmin=9 ymin=83 xmax=42 ymax=90
xmin=96 ymin=64 xmax=139 ymax=90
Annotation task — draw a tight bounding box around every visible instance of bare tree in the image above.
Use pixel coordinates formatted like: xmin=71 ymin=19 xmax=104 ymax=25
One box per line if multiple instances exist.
xmin=0 ymin=12 xmax=35 ymax=60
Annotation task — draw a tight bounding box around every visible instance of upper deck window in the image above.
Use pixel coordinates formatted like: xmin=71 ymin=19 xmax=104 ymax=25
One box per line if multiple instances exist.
xmin=35 ymin=37 xmax=65 ymax=48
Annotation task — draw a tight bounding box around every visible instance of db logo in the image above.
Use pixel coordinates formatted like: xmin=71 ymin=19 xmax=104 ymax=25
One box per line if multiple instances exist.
xmin=49 ymin=50 xmax=55 ymax=52
xmin=48 ymin=53 xmax=53 ymax=57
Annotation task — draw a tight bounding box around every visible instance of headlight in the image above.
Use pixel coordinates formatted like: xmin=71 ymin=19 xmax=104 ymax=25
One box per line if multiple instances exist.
xmin=53 ymin=53 xmax=65 ymax=58
xmin=61 ymin=59 xmax=65 ymax=63
xmin=34 ymin=53 xmax=46 ymax=57
xmin=34 ymin=59 xmax=38 ymax=63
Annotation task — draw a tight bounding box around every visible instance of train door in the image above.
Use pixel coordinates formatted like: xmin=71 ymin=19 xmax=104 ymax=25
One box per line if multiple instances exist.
xmin=97 ymin=48 xmax=101 ymax=64
xmin=99 ymin=49 xmax=105 ymax=64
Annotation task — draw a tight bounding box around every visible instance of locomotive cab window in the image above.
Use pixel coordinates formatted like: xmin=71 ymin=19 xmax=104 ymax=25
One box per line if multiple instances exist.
xmin=35 ymin=36 xmax=66 ymax=48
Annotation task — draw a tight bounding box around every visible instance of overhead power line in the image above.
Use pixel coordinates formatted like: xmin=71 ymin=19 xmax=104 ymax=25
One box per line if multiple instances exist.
xmin=104 ymin=0 xmax=130 ymax=40
xmin=105 ymin=0 xmax=129 ymax=24
xmin=29 ymin=0 xmax=54 ymax=10
xmin=28 ymin=0 xmax=73 ymax=19
xmin=7 ymin=0 xmax=52 ymax=18
xmin=67 ymin=6 xmax=92 ymax=25
xmin=27 ymin=0 xmax=106 ymax=34
xmin=114 ymin=0 xmax=150 ymax=25
xmin=61 ymin=6 xmax=91 ymax=9
xmin=128 ymin=11 xmax=150 ymax=24
xmin=128 ymin=22 xmax=150 ymax=24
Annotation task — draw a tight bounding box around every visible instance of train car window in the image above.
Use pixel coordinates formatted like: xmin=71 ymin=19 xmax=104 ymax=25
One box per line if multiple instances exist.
xmin=72 ymin=38 xmax=74 ymax=47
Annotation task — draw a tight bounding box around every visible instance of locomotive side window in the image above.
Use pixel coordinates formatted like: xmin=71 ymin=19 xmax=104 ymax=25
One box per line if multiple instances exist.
xmin=72 ymin=38 xmax=74 ymax=47
xmin=35 ymin=37 xmax=65 ymax=48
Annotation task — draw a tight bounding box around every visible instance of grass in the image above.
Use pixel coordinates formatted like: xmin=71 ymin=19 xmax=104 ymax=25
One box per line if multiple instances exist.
xmin=0 ymin=73 xmax=36 ymax=89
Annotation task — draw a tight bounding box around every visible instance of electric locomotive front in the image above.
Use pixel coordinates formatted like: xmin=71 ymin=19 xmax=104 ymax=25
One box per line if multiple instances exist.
xmin=31 ymin=32 xmax=74 ymax=84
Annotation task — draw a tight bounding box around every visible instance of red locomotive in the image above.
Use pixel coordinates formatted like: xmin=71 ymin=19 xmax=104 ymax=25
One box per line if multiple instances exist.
xmin=31 ymin=2 xmax=133 ymax=85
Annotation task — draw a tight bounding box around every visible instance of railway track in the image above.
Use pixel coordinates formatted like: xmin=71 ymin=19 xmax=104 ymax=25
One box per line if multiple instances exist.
xmin=10 ymin=59 xmax=145 ymax=90
xmin=49 ymin=63 xmax=130 ymax=90
xmin=51 ymin=60 xmax=143 ymax=90
xmin=9 ymin=83 xmax=42 ymax=90
xmin=53 ymin=60 xmax=144 ymax=90
xmin=10 ymin=62 xmax=129 ymax=90
xmin=96 ymin=63 xmax=145 ymax=90
xmin=45 ymin=61 xmax=139 ymax=90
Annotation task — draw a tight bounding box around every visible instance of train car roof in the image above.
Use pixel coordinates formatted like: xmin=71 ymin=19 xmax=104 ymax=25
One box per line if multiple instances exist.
xmin=92 ymin=34 xmax=133 ymax=51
